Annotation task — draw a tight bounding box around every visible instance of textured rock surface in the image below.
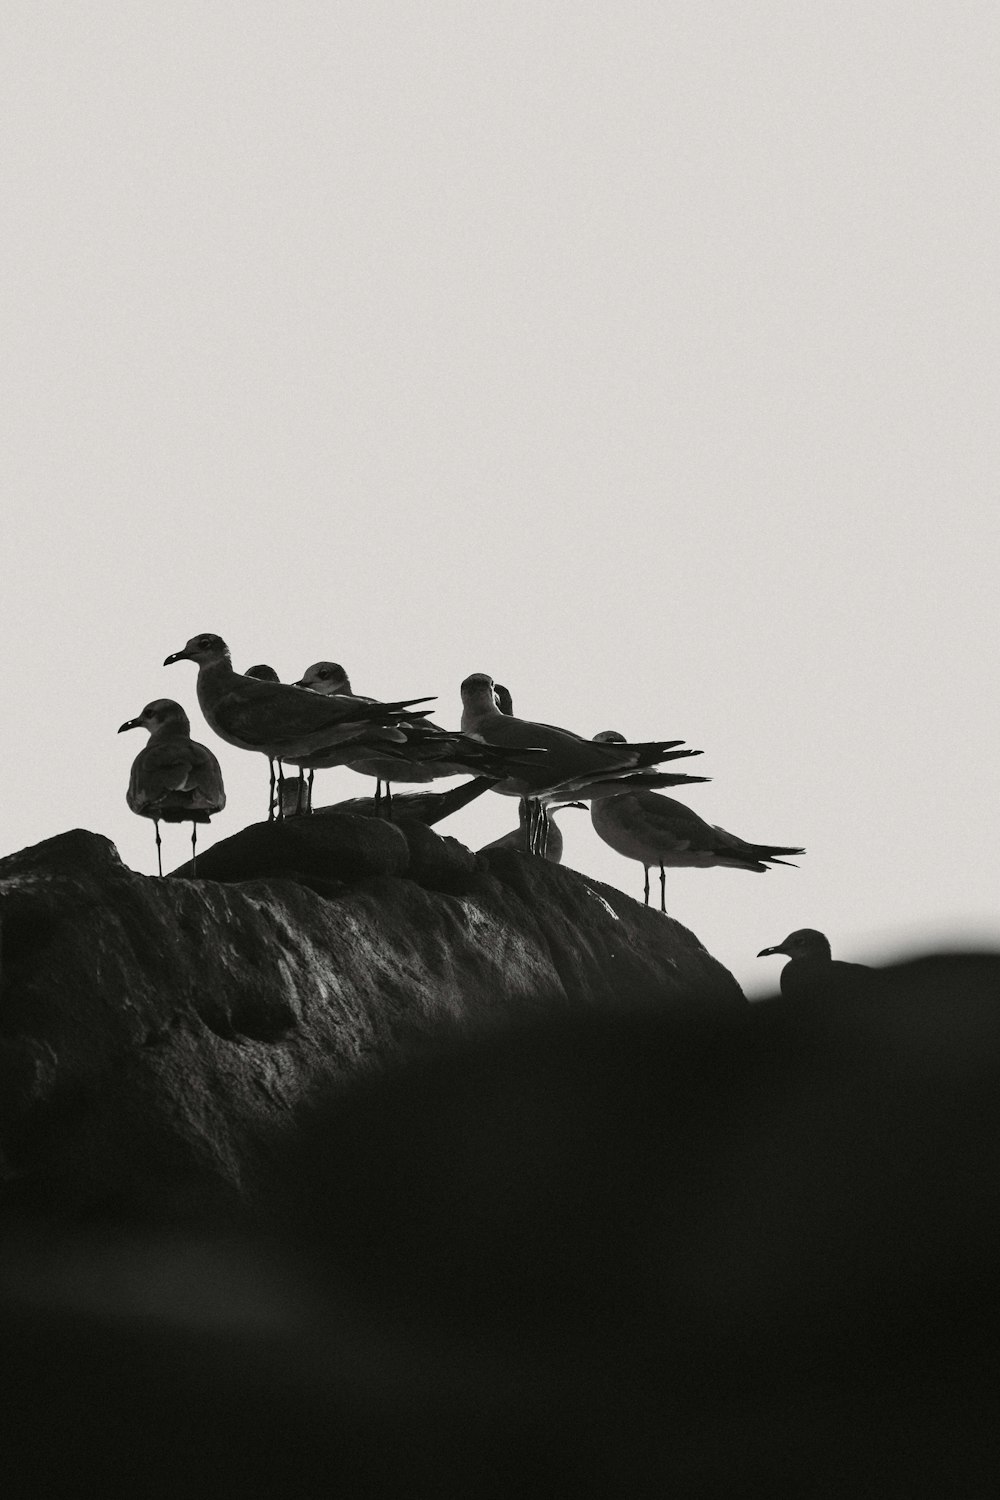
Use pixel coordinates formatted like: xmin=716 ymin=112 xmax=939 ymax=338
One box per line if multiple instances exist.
xmin=0 ymin=823 xmax=742 ymax=1224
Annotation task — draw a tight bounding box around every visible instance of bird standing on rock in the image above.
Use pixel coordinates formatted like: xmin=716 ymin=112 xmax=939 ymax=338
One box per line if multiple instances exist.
xmin=757 ymin=929 xmax=872 ymax=1001
xmin=163 ymin=634 xmax=434 ymax=820
xmin=295 ymin=660 xmax=552 ymax=815
xmin=118 ymin=699 xmax=225 ymax=876
xmin=460 ymin=673 xmax=704 ymax=854
xmin=589 ymin=732 xmax=803 ymax=912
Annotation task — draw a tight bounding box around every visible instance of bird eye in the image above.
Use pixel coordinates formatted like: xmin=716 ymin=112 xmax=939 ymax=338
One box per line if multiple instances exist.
xmin=198 ymin=635 xmax=214 ymax=649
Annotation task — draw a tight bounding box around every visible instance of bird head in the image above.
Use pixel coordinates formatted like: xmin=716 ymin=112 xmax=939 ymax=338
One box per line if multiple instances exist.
xmin=757 ymin=929 xmax=832 ymax=961
xmin=461 ymin=673 xmax=498 ymax=710
xmin=118 ymin=699 xmax=191 ymax=736
xmin=295 ymin=661 xmax=352 ymax=694
xmin=164 ymin=633 xmax=230 ymax=667
xmin=593 ymin=729 xmax=627 ymax=745
xmin=244 ymin=664 xmax=280 ymax=682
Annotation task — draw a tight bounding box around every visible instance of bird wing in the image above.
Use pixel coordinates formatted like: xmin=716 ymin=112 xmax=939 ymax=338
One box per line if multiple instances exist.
xmin=211 ymin=678 xmax=429 ymax=747
xmin=615 ymin=791 xmax=711 ymax=853
xmin=128 ymin=739 xmax=224 ymax=816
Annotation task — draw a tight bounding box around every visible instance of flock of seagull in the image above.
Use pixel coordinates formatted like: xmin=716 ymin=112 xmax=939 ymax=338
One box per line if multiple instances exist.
xmin=118 ymin=632 xmax=854 ymax=992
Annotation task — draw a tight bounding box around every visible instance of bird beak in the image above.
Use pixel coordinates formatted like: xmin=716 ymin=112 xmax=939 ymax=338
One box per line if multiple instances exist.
xmin=163 ymin=649 xmax=189 ymax=665
xmin=291 ymin=679 xmax=307 ymax=688
xmin=118 ymin=718 xmax=140 ymax=733
xmin=757 ymin=944 xmax=784 ymax=957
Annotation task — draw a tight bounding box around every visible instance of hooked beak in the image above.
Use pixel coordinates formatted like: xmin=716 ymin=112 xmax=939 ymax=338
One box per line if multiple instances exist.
xmin=757 ymin=944 xmax=784 ymax=958
xmin=163 ymin=649 xmax=190 ymax=666
xmin=118 ymin=718 xmax=141 ymax=734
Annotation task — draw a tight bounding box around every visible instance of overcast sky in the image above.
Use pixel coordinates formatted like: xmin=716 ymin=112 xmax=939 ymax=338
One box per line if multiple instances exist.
xmin=3 ymin=2 xmax=997 ymax=998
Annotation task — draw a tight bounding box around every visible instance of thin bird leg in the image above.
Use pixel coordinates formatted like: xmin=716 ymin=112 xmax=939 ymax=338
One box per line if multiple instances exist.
xmin=191 ymin=823 xmax=198 ymax=878
xmin=154 ymin=819 xmax=163 ymax=878
xmin=295 ymin=773 xmax=306 ymax=816
xmin=268 ymin=759 xmax=276 ymax=822
xmin=643 ymin=864 xmax=650 ymax=906
xmin=385 ymin=781 xmax=393 ymax=819
xmin=534 ymin=802 xmax=549 ymax=856
xmin=528 ymin=799 xmax=538 ymax=854
xmin=374 ymin=780 xmax=383 ymax=813
xmin=521 ymin=798 xmax=532 ymax=854
xmin=276 ymin=763 xmax=286 ymax=822
xmin=659 ymin=864 xmax=666 ymax=914
xmin=307 ymin=770 xmax=314 ymax=814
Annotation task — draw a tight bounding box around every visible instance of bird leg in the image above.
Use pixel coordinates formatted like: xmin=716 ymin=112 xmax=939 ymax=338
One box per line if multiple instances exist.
xmin=295 ymin=773 xmax=306 ymax=816
xmin=659 ymin=864 xmax=666 ymax=914
xmin=268 ymin=759 xmax=277 ymax=822
xmin=374 ymin=780 xmax=383 ymax=813
xmin=191 ymin=823 xmax=198 ymax=878
xmin=154 ymin=819 xmax=163 ymax=878
xmin=276 ymin=763 xmax=286 ymax=821
xmin=385 ymin=781 xmax=393 ymax=819
xmin=307 ymin=770 xmax=314 ymax=814
xmin=643 ymin=864 xmax=650 ymax=906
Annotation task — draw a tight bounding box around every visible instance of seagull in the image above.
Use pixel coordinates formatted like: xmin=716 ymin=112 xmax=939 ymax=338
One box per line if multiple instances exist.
xmin=588 ymin=732 xmax=803 ymax=911
xmin=118 ymin=699 xmax=226 ymax=876
xmin=757 ymin=929 xmax=872 ymax=1001
xmin=163 ymin=634 xmax=434 ymax=819
xmin=479 ymin=801 xmax=586 ymax=862
xmin=294 ymin=661 xmax=549 ymax=814
xmin=462 ymin=673 xmax=704 ymax=855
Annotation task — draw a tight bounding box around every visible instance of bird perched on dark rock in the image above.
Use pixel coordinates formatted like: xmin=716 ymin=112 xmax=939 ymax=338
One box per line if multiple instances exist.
xmin=118 ymin=699 xmax=225 ymax=876
xmin=164 ymin=634 xmax=434 ymax=819
xmin=294 ymin=661 xmax=549 ymax=814
xmin=461 ymin=674 xmax=704 ymax=855
xmin=588 ymin=731 xmax=802 ymax=911
xmin=757 ymin=928 xmax=873 ymax=1001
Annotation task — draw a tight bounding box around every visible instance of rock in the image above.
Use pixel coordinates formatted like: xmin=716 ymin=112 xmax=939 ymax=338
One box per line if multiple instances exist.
xmin=170 ymin=813 xmax=411 ymax=891
xmin=1 ymin=949 xmax=999 ymax=1496
xmin=0 ymin=825 xmax=742 ymax=1225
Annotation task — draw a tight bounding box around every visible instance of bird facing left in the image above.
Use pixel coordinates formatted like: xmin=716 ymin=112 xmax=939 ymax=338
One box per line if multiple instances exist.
xmin=118 ymin=699 xmax=226 ymax=876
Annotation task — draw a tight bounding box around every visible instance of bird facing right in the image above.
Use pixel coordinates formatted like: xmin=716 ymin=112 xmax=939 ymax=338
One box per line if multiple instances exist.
xmin=588 ymin=731 xmax=803 ymax=912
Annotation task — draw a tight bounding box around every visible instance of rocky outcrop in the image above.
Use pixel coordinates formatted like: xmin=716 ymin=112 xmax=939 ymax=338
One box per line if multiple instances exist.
xmin=0 ymin=819 xmax=742 ymax=1225
xmin=1 ymin=948 xmax=999 ymax=1496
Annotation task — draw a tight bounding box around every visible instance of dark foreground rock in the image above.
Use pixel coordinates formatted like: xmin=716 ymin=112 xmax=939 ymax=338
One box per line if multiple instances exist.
xmin=0 ymin=951 xmax=998 ymax=1497
xmin=0 ymin=823 xmax=741 ymax=1224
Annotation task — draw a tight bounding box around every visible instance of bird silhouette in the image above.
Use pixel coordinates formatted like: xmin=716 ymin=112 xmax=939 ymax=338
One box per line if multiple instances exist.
xmin=118 ymin=699 xmax=225 ymax=876
xmin=757 ymin=929 xmax=872 ymax=1001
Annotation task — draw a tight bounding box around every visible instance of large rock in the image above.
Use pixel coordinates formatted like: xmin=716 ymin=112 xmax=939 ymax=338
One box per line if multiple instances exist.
xmin=0 ymin=823 xmax=742 ymax=1225
xmin=1 ymin=950 xmax=999 ymax=1496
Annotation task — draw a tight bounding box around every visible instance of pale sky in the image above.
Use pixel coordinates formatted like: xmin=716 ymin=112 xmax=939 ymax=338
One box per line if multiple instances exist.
xmin=3 ymin=2 xmax=997 ymax=998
